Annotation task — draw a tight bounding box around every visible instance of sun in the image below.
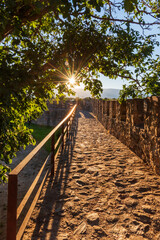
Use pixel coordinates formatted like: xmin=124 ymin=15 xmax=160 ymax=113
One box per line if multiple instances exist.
xmin=69 ymin=76 xmax=76 ymax=85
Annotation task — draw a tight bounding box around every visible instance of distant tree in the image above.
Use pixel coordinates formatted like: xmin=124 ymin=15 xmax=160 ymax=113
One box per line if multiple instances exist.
xmin=0 ymin=0 xmax=160 ymax=183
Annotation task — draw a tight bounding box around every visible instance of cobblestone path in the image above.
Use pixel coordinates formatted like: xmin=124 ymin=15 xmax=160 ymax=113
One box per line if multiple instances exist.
xmin=22 ymin=111 xmax=160 ymax=240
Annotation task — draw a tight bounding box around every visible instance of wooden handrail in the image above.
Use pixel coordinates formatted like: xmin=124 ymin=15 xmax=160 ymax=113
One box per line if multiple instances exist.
xmin=7 ymin=104 xmax=77 ymax=240
xmin=11 ymin=104 xmax=77 ymax=175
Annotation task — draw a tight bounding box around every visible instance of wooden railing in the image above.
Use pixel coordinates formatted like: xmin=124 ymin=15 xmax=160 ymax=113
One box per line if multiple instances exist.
xmin=7 ymin=104 xmax=77 ymax=240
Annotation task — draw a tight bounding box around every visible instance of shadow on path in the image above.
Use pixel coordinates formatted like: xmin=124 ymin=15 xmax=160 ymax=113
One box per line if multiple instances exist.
xmin=77 ymin=110 xmax=94 ymax=119
xmin=22 ymin=110 xmax=160 ymax=240
xmin=29 ymin=116 xmax=78 ymax=240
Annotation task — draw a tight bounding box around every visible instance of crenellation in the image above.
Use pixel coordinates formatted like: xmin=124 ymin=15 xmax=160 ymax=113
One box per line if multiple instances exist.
xmin=79 ymin=97 xmax=160 ymax=175
xmin=111 ymin=100 xmax=117 ymax=119
xmin=119 ymin=101 xmax=126 ymax=122
xmin=133 ymin=99 xmax=144 ymax=128
xmin=33 ymin=97 xmax=160 ymax=174
xmin=98 ymin=100 xmax=102 ymax=122
xmin=103 ymin=100 xmax=108 ymax=128
xmin=106 ymin=100 xmax=110 ymax=116
xmin=101 ymin=100 xmax=106 ymax=126
xmin=32 ymin=100 xmax=76 ymax=126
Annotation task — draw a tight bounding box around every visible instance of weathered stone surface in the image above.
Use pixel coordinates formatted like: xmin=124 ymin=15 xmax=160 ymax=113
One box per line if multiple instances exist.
xmin=129 ymin=236 xmax=148 ymax=240
xmin=73 ymin=221 xmax=87 ymax=235
xmin=73 ymin=196 xmax=80 ymax=202
xmin=93 ymin=225 xmax=108 ymax=236
xmin=87 ymin=166 xmax=99 ymax=174
xmin=142 ymin=205 xmax=156 ymax=214
xmin=21 ymin=110 xmax=160 ymax=240
xmin=94 ymin=188 xmax=102 ymax=193
xmin=72 ymin=173 xmax=81 ymax=179
xmin=133 ymin=211 xmax=151 ymax=224
xmin=33 ymin=100 xmax=75 ymax=127
xmin=86 ymin=212 xmax=99 ymax=225
xmin=106 ymin=215 xmax=119 ymax=224
xmin=124 ymin=198 xmax=138 ymax=207
xmin=77 ymin=168 xmax=86 ymax=173
xmin=57 ymin=233 xmax=69 ymax=240
xmin=89 ymin=97 xmax=160 ymax=176
xmin=76 ymin=178 xmax=88 ymax=186
xmin=136 ymin=186 xmax=151 ymax=192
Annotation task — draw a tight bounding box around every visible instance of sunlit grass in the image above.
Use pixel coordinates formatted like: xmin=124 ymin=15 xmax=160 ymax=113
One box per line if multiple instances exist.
xmin=27 ymin=123 xmax=61 ymax=153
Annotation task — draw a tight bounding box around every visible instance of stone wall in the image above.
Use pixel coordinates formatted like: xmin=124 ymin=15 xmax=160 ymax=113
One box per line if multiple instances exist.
xmin=76 ymin=98 xmax=92 ymax=111
xmin=33 ymin=100 xmax=76 ymax=126
xmin=80 ymin=97 xmax=160 ymax=175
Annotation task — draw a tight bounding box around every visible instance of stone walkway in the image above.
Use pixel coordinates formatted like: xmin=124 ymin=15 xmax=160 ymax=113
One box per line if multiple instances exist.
xmin=22 ymin=111 xmax=160 ymax=240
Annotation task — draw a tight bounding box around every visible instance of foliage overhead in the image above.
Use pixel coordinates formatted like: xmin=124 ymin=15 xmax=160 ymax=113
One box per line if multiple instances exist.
xmin=0 ymin=0 xmax=160 ymax=183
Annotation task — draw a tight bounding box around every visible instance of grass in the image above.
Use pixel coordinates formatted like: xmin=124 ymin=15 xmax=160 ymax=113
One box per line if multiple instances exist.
xmin=27 ymin=123 xmax=61 ymax=153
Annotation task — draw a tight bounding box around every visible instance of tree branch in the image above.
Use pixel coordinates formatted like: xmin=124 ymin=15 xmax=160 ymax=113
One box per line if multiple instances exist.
xmin=1 ymin=4 xmax=56 ymax=42
xmin=90 ymin=14 xmax=160 ymax=26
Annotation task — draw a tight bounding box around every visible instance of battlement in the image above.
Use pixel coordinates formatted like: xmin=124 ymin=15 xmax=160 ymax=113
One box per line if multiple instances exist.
xmin=32 ymin=100 xmax=76 ymax=126
xmin=79 ymin=97 xmax=160 ymax=175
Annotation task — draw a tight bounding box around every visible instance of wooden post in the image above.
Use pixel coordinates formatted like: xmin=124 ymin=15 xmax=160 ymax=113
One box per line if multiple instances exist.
xmin=67 ymin=120 xmax=69 ymax=139
xmin=62 ymin=124 xmax=64 ymax=150
xmin=71 ymin=116 xmax=73 ymax=127
xmin=7 ymin=174 xmax=17 ymax=240
xmin=68 ymin=118 xmax=71 ymax=140
xmin=72 ymin=112 xmax=75 ymax=128
xmin=51 ymin=134 xmax=55 ymax=176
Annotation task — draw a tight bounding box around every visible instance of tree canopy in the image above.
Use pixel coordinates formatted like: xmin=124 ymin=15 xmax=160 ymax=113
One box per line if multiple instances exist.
xmin=0 ymin=0 xmax=160 ymax=183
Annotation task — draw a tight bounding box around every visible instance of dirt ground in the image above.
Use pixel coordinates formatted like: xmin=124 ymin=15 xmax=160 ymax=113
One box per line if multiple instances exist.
xmin=0 ymin=145 xmax=48 ymax=240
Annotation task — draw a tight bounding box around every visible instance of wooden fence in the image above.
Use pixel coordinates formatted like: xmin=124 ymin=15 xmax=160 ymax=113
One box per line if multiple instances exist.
xmin=7 ymin=104 xmax=77 ymax=240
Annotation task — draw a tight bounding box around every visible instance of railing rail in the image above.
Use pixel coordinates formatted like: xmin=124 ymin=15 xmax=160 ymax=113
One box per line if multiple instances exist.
xmin=7 ymin=104 xmax=77 ymax=240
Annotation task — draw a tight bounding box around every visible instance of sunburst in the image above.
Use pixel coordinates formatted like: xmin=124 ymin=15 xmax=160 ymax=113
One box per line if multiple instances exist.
xmin=69 ymin=75 xmax=76 ymax=85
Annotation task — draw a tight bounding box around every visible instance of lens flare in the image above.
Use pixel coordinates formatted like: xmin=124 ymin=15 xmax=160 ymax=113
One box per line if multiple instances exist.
xmin=69 ymin=76 xmax=75 ymax=84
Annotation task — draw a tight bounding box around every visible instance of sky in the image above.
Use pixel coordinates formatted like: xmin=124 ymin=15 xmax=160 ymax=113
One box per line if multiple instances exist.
xmin=75 ymin=2 xmax=160 ymax=90
xmin=74 ymin=75 xmax=127 ymax=90
xmin=96 ymin=2 xmax=160 ymax=90
xmin=74 ymin=73 xmax=128 ymax=89
xmin=99 ymin=74 xmax=128 ymax=89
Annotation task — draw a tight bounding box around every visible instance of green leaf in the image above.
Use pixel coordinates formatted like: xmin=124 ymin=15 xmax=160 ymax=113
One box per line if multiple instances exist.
xmin=123 ymin=0 xmax=135 ymax=12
